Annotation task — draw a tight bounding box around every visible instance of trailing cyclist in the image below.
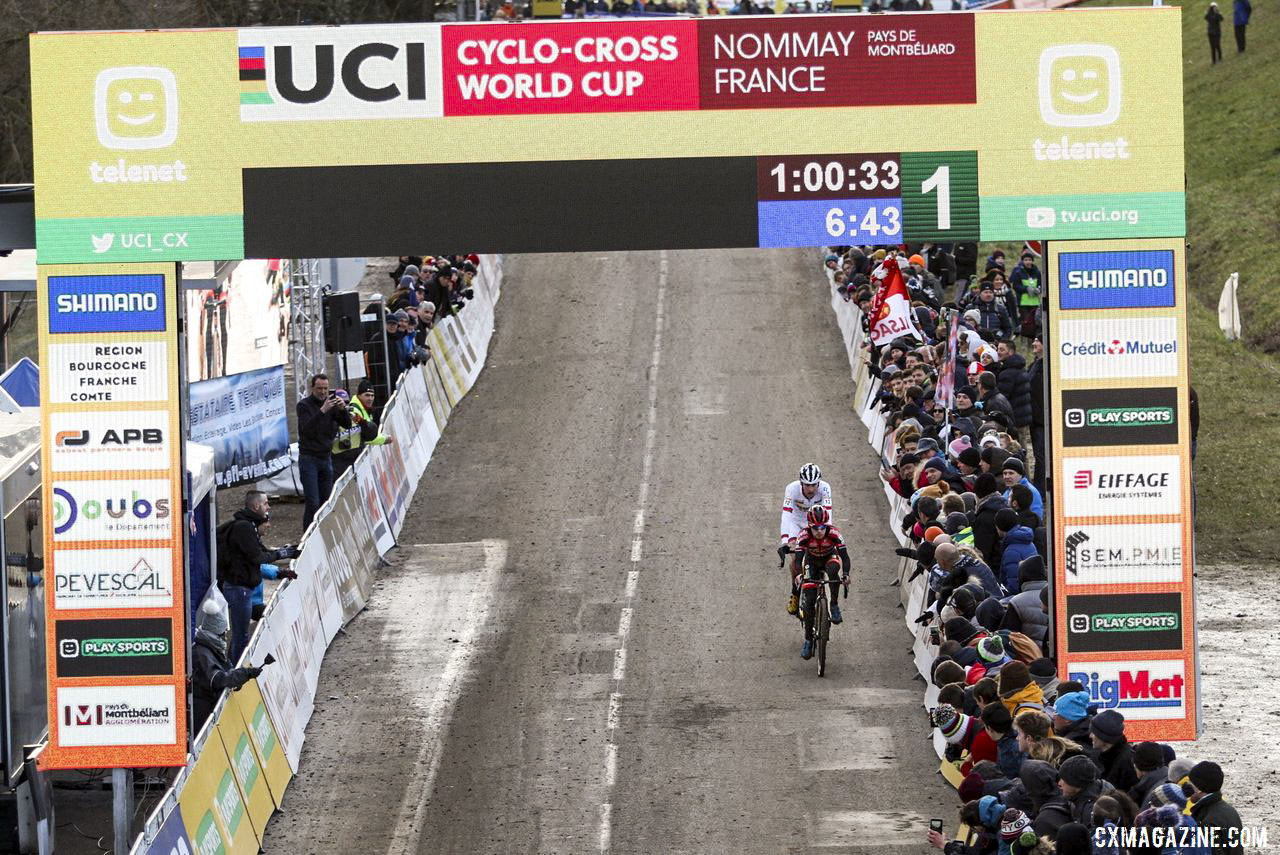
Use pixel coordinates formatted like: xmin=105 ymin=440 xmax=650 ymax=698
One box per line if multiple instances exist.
xmin=779 ymin=462 xmax=833 ymax=616
xmin=792 ymin=505 xmax=851 ymax=660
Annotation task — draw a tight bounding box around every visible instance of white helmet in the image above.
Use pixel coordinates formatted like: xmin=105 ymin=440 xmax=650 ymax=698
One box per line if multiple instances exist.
xmin=798 ymin=463 xmax=822 ymax=485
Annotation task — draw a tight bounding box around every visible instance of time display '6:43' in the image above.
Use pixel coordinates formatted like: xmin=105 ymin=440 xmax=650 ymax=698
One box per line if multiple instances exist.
xmin=824 ymin=204 xmax=900 ymax=239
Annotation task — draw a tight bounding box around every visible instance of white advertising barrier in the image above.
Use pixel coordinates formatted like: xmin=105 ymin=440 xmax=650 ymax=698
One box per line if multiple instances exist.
xmin=826 ymin=259 xmax=945 ymax=759
xmin=134 ymin=256 xmax=504 ymax=849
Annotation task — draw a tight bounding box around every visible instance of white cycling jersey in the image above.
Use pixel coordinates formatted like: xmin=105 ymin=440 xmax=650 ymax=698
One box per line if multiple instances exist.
xmin=779 ymin=479 xmax=833 ymax=542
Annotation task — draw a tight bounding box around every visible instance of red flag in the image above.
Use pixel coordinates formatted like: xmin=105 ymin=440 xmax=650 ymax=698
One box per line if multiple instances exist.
xmin=868 ymin=257 xmax=922 ymax=347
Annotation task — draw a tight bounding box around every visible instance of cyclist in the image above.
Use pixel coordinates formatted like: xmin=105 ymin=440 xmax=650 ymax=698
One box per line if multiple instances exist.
xmin=792 ymin=505 xmax=851 ymax=659
xmin=780 ymin=463 xmax=833 ymax=616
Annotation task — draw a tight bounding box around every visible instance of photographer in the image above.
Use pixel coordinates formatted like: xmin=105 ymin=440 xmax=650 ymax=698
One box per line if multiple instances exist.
xmin=333 ymin=381 xmax=393 ymax=478
xmin=217 ymin=491 xmax=298 ymax=665
xmin=296 ymin=373 xmax=352 ymax=529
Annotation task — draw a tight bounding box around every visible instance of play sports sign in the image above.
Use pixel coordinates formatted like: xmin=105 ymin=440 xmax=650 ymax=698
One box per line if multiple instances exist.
xmin=29 ymin=8 xmax=1185 ymax=263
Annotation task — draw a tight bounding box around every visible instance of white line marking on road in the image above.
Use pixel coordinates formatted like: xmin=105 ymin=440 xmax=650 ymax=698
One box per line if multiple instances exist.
xmin=598 ymin=250 xmax=668 ymax=853
xmin=386 ymin=539 xmax=507 ymax=855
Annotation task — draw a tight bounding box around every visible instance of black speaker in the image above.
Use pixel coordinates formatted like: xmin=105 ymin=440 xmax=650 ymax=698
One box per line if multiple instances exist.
xmin=323 ymin=291 xmax=363 ymax=352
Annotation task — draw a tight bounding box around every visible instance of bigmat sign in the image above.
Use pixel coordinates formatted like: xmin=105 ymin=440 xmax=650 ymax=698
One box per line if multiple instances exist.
xmin=38 ymin=262 xmax=187 ymax=768
xmin=1047 ymin=237 xmax=1198 ymax=740
xmin=29 ymin=9 xmax=1184 ymax=263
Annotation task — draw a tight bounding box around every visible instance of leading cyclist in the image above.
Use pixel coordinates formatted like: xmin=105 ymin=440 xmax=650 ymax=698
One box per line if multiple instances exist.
xmin=779 ymin=463 xmax=833 ymax=616
xmin=792 ymin=505 xmax=851 ymax=659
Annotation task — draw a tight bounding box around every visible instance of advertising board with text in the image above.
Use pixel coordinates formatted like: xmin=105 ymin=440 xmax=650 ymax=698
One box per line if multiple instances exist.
xmin=37 ymin=263 xmax=187 ymax=769
xmin=29 ymin=9 xmax=1184 ymax=263
xmin=1047 ymin=237 xmax=1196 ymax=741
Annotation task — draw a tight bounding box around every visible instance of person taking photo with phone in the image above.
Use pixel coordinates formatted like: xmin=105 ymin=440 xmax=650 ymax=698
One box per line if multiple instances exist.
xmin=296 ymin=373 xmax=352 ymax=530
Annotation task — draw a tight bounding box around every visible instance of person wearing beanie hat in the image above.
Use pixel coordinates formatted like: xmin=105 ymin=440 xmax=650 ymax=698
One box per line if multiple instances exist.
xmin=1188 ymin=760 xmax=1244 ymax=851
xmin=192 ymin=598 xmax=263 ymax=731
xmin=960 ymin=491 xmax=978 ymax=516
xmin=999 ymin=807 xmax=1032 ymax=844
xmin=970 ymin=471 xmax=1009 ymax=567
xmin=997 ymin=661 xmax=1045 ymax=720
xmin=1089 ymin=709 xmax=1139 ymax=793
xmin=1053 ymin=822 xmax=1092 ymax=855
xmin=1051 ymin=690 xmax=1094 ymax=746
xmin=1129 ymin=741 xmax=1170 ymax=806
xmin=1032 ymin=757 xmax=1105 ymax=840
xmin=933 ymin=704 xmax=979 ymax=754
xmin=1167 ymin=757 xmax=1195 ymax=786
xmin=977 ymin=635 xmax=1011 ymax=669
xmin=943 ymin=510 xmax=972 ymax=536
xmin=945 ymin=615 xmax=981 ymax=646
xmin=1142 ymin=781 xmax=1188 ymax=812
xmin=957 ymin=445 xmax=982 ymax=475
xmin=998 ymin=455 xmax=1043 ymax=519
xmin=957 ymin=771 xmax=986 ymax=804
xmin=993 ymin=507 xmax=1036 ymax=594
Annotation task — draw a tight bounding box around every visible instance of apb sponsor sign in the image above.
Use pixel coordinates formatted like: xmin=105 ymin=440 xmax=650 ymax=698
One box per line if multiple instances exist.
xmin=56 ymin=617 xmax=173 ymax=678
xmin=1066 ymin=592 xmax=1182 ymax=653
xmin=1061 ymin=387 xmax=1178 ymax=447
xmin=1062 ymin=522 xmax=1183 ymax=586
xmin=53 ymin=547 xmax=173 ymax=609
xmin=1055 ymin=317 xmax=1178 ymax=380
xmin=47 ymin=340 xmax=169 ymax=404
xmin=51 ymin=479 xmax=172 ymax=542
xmin=56 ymin=684 xmax=177 ymax=747
xmin=1058 ymin=249 xmax=1175 ymax=310
xmin=1062 ymin=455 xmax=1181 ymax=517
xmin=49 ymin=410 xmax=169 ymax=472
xmin=47 ymin=273 xmax=167 ymax=333
xmin=1067 ymin=659 xmax=1186 ymax=721
xmin=238 ymin=25 xmax=444 ymax=121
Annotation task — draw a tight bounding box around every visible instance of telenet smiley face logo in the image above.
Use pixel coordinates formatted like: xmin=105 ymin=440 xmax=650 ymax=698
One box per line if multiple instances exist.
xmin=94 ymin=67 xmax=178 ymax=150
xmin=1038 ymin=45 xmax=1122 ymax=128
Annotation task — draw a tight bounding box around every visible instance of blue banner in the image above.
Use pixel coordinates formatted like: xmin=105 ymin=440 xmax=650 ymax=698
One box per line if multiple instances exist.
xmin=188 ymin=365 xmax=290 ymax=487
xmin=1058 ymin=249 xmax=1177 ymax=310
xmin=144 ymin=805 xmax=193 ymax=855
xmin=47 ymin=273 xmax=166 ymax=333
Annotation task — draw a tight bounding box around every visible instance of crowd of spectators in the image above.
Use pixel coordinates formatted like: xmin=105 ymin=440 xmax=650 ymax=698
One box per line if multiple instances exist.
xmin=825 ymin=246 xmax=1246 ymax=854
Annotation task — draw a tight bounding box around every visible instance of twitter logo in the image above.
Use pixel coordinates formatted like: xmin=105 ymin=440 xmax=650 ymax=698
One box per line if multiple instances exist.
xmin=90 ymin=233 xmax=115 ymax=254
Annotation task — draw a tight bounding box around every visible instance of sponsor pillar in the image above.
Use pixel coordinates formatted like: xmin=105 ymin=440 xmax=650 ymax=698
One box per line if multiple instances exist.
xmin=37 ymin=261 xmax=188 ymax=769
xmin=1045 ymin=238 xmax=1197 ymax=741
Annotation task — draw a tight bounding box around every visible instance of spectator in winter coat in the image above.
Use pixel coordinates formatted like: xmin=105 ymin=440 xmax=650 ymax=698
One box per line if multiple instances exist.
xmin=995 ymin=509 xmax=1038 ymax=594
xmin=1008 ymin=253 xmax=1042 ymax=339
xmin=1233 ymin=0 xmax=1250 ymax=52
xmin=1007 ymin=483 xmax=1042 ymax=531
xmin=192 ymin=599 xmax=262 ymax=732
xmin=1000 ymin=759 xmax=1059 ymax=819
xmin=1027 ymin=337 xmax=1046 ymax=493
xmin=1187 ymin=762 xmax=1245 ymax=855
xmin=977 ymin=371 xmax=1015 ymax=425
xmin=999 ymin=555 xmax=1049 ymax=645
xmin=999 ymin=459 xmax=1043 ymax=519
xmin=980 ymin=703 xmax=1024 ymax=779
xmin=1090 ymin=710 xmax=1139 ymax=793
xmin=938 ymin=542 xmax=1005 ymax=602
xmin=974 ymin=282 xmax=1012 ymax=340
xmin=1034 ymin=756 xmax=1105 ymax=839
xmin=994 ymin=341 xmax=1033 ymax=430
xmin=970 ymin=473 xmax=1009 ymax=567
xmin=1129 ymin=741 xmax=1170 ymax=807
xmin=1206 ymin=1 xmax=1224 ymax=63
xmin=997 ymin=661 xmax=1045 ymax=719
xmin=1052 ymin=690 xmax=1095 ymax=747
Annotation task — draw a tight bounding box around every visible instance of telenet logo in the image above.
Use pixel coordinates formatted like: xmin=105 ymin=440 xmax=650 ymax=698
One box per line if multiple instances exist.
xmin=91 ymin=66 xmax=188 ymax=186
xmin=1033 ymin=45 xmax=1129 ymax=164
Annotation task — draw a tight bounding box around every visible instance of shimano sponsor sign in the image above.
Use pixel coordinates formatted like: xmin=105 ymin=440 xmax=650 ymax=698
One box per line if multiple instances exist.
xmin=1056 ymin=317 xmax=1178 ymax=380
xmin=1067 ymin=659 xmax=1186 ymax=721
xmin=1061 ymin=387 xmax=1179 ymax=447
xmin=1062 ymin=454 xmax=1181 ymax=517
xmin=1066 ymin=592 xmax=1183 ymax=653
xmin=1059 ymin=249 xmax=1176 ymax=310
xmin=47 ymin=273 xmax=166 ymax=333
xmin=1062 ymin=522 xmax=1184 ymax=586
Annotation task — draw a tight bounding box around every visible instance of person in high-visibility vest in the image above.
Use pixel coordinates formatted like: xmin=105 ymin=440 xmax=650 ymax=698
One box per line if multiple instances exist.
xmin=332 ymin=380 xmax=392 ymax=477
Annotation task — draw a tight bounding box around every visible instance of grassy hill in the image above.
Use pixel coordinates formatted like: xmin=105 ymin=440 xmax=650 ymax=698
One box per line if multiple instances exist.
xmin=1075 ymin=0 xmax=1278 ymax=560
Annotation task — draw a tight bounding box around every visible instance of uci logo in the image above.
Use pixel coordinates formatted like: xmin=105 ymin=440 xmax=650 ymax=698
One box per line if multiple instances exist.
xmin=240 ymin=27 xmax=443 ymax=122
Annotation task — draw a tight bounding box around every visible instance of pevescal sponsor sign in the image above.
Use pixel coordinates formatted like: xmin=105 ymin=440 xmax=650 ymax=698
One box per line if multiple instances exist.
xmin=53 ymin=547 xmax=174 ymax=609
xmin=1058 ymin=248 xmax=1176 ymax=310
xmin=1061 ymin=454 xmax=1181 ymax=517
xmin=49 ymin=410 xmax=170 ymax=473
xmin=1061 ymin=522 xmax=1183 ymax=586
xmin=1066 ymin=592 xmax=1182 ymax=653
xmin=47 ymin=273 xmax=167 ymax=333
xmin=1067 ymin=659 xmax=1186 ymax=721
xmin=56 ymin=684 xmax=177 ymax=747
xmin=55 ymin=617 xmax=173 ymax=678
xmin=1061 ymin=386 xmax=1178 ymax=447
xmin=51 ymin=479 xmax=172 ymax=542
xmin=1056 ymin=317 xmax=1178 ymax=380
